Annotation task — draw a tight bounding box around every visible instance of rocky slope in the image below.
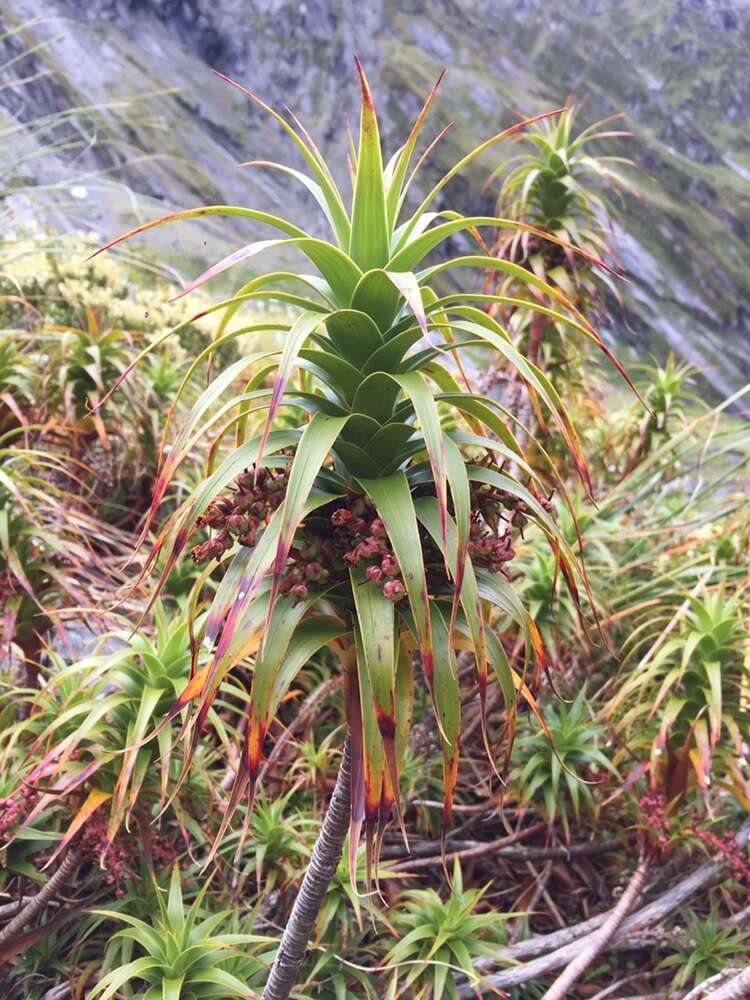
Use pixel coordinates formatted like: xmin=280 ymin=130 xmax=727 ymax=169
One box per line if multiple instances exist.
xmin=2 ymin=0 xmax=749 ymax=395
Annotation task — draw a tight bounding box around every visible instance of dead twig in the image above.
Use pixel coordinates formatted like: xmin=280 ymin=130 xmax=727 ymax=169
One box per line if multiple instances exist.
xmin=391 ymin=821 xmax=546 ymax=871
xmin=587 ymin=973 xmax=656 ymax=1000
xmin=689 ymin=966 xmax=750 ymax=1000
xmin=384 ymin=833 xmax=620 ymax=864
xmin=541 ymin=853 xmax=649 ymax=1000
xmin=0 ymin=897 xmax=35 ymax=919
xmin=509 ymin=860 xmax=552 ymax=944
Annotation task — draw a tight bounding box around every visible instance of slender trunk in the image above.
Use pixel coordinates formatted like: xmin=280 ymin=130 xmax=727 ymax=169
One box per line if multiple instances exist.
xmin=261 ymin=736 xmax=352 ymax=1000
xmin=0 ymin=850 xmax=78 ymax=953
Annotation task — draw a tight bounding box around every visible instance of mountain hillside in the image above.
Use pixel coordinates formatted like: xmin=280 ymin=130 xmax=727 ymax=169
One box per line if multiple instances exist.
xmin=2 ymin=0 xmax=749 ymax=394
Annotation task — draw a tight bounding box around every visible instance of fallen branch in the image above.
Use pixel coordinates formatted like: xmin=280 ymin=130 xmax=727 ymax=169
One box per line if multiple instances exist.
xmin=616 ymin=994 xmax=669 ymax=999
xmin=0 ymin=897 xmax=35 ymax=919
xmin=0 ymin=850 xmax=78 ymax=956
xmin=41 ymin=986 xmax=72 ymax=1000
xmin=518 ymin=861 xmax=553 ymax=942
xmin=391 ymin=821 xmax=546 ymax=871
xmin=726 ymin=902 xmax=750 ymax=926
xmin=384 ymin=836 xmax=620 ymax=864
xmin=542 ymin=853 xmax=649 ymax=1000
xmin=696 ymin=966 xmax=750 ymax=1000
xmin=459 ymin=818 xmax=750 ymax=996
xmin=587 ymin=973 xmax=651 ymax=1000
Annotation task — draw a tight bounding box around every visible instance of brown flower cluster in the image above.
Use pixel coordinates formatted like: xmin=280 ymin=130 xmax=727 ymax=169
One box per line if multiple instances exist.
xmin=639 ymin=788 xmax=671 ymax=855
xmin=0 ymin=784 xmax=37 ymax=841
xmin=190 ymin=465 xmax=288 ymax=565
xmin=472 ymin=479 xmax=554 ymax=531
xmin=189 ymin=461 xmax=547 ymax=604
xmin=276 ymin=498 xmax=406 ymax=603
xmin=78 ymin=813 xmax=133 ymax=897
xmin=695 ymin=826 xmax=750 ymax=886
xmin=332 ymin=502 xmax=404 ymax=601
xmin=468 ymin=519 xmax=516 ymax=576
xmin=469 ymin=479 xmax=554 ymax=576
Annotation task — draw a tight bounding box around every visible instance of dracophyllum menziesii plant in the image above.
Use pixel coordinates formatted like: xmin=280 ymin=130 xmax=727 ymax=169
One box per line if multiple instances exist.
xmin=92 ymin=63 xmax=629 ymax=997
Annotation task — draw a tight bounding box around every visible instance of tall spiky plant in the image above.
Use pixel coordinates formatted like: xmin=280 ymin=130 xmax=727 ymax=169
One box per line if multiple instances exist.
xmin=92 ymin=63 xmax=629 ymax=999
xmin=482 ymin=105 xmax=637 ymax=432
xmin=487 ymin=104 xmax=635 ymax=308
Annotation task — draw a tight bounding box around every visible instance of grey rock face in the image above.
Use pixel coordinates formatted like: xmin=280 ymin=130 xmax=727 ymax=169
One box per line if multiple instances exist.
xmin=2 ymin=0 xmax=749 ymax=395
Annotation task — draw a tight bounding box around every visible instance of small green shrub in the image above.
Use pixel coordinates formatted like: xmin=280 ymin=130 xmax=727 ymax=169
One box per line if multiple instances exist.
xmin=91 ymin=865 xmax=274 ymax=999
xmin=658 ymin=908 xmax=749 ymax=989
xmin=385 ymin=859 xmax=507 ymax=999
xmin=512 ymin=688 xmax=617 ymax=837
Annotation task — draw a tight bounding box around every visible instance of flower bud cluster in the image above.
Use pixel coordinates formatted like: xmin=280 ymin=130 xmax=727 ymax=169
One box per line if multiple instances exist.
xmin=638 ymin=788 xmax=671 ymax=855
xmin=275 ymin=500 xmax=406 ymax=604
xmin=79 ymin=813 xmax=133 ymax=897
xmin=188 ymin=460 xmax=545 ymax=603
xmin=468 ymin=518 xmax=516 ymax=576
xmin=695 ymin=825 xmax=750 ymax=886
xmin=471 ymin=480 xmax=554 ymax=533
xmin=0 ymin=784 xmax=37 ymax=841
xmin=190 ymin=465 xmax=288 ymax=565
xmin=331 ymin=504 xmax=405 ymax=602
xmin=277 ymin=534 xmax=336 ymax=601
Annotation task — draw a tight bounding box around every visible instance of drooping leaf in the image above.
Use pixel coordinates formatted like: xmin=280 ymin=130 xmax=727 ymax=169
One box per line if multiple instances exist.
xmin=357 ymin=472 xmax=436 ymax=723
xmin=266 ymin=413 xmax=349 ymax=626
xmin=350 ymin=568 xmax=404 ymax=831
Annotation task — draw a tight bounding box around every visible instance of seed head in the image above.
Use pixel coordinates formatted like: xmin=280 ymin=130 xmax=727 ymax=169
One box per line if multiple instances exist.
xmin=383 ymin=579 xmax=404 ymax=602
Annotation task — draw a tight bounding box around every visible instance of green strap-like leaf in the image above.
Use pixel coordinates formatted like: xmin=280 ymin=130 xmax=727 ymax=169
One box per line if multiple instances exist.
xmin=415 ymin=496 xmax=487 ymax=706
xmin=349 ymin=60 xmax=390 ymax=271
xmin=266 ymin=617 xmax=348 ymax=725
xmin=430 ymin=604 xmax=461 ymax=825
xmin=325 ymin=309 xmax=384 ymax=367
xmin=88 ymin=957 xmax=162 ymax=1000
xmin=357 ymin=471 xmax=434 ymax=693
xmin=389 ymin=214 xmax=610 ymax=277
xmin=255 ymin=311 xmax=327 ymax=472
xmin=392 ymin=371 xmax=449 ymax=547
xmin=449 ymin=312 xmax=592 ymax=493
xmin=109 ymin=683 xmax=163 ymax=838
xmin=212 ymin=70 xmax=351 ymax=249
xmin=352 ymin=372 xmax=401 ymax=424
xmin=350 ymin=268 xmax=402 ymax=332
xmin=384 ymin=70 xmax=445 ymax=227
xmin=161 ymin=977 xmax=185 ymax=1000
xmin=89 ymin=205 xmax=309 ymax=260
xmin=351 ymin=568 xmax=398 ymax=738
xmin=188 ymin=967 xmax=254 ymax=998
xmin=266 ymin=413 xmax=350 ymax=623
xmin=394 ymin=109 xmax=562 ymax=251
xmin=180 ymin=237 xmax=361 ymax=307
xmin=297 ymin=346 xmax=362 ymax=403
xmin=354 ymin=626 xmax=386 ymax=826
xmin=242 ymin=160 xmax=350 ymax=247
